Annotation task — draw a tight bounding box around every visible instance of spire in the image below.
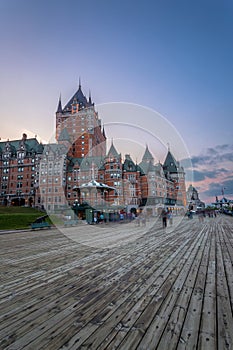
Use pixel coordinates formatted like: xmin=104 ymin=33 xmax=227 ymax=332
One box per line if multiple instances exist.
xmin=56 ymin=94 xmax=62 ymax=113
xmin=107 ymin=140 xmax=120 ymax=158
xmin=78 ymin=77 xmax=81 ymax=89
xmin=141 ymin=144 xmax=154 ymax=163
xmin=102 ymin=125 xmax=106 ymax=139
xmin=88 ymin=90 xmax=92 ymax=104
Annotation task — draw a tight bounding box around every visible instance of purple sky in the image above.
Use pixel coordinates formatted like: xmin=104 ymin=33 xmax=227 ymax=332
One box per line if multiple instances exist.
xmin=0 ymin=0 xmax=233 ymax=203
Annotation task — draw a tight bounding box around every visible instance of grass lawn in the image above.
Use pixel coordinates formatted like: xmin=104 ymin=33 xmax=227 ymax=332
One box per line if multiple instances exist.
xmin=0 ymin=207 xmax=49 ymax=230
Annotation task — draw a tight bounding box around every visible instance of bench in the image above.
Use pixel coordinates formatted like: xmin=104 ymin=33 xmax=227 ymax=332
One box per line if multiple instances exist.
xmin=30 ymin=214 xmax=51 ymax=230
xmin=64 ymin=220 xmax=79 ymax=227
xmin=31 ymin=222 xmax=51 ymax=230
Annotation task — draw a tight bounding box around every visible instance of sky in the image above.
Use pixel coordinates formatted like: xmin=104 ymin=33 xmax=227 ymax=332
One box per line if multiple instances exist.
xmin=0 ymin=0 xmax=233 ymax=204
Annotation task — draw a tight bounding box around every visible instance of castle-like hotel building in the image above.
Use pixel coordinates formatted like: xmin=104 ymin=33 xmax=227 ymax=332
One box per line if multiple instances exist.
xmin=0 ymin=82 xmax=187 ymax=215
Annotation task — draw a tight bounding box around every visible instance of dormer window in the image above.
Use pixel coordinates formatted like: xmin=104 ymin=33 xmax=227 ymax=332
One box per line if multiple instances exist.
xmin=3 ymin=154 xmax=8 ymax=159
xmin=18 ymin=152 xmax=25 ymax=159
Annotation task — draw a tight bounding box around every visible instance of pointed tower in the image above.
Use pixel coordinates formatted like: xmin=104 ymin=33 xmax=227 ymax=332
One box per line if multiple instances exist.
xmin=56 ymin=95 xmax=62 ymax=113
xmin=55 ymin=80 xmax=106 ymax=158
xmin=55 ymin=95 xmax=65 ymax=141
xmin=104 ymin=140 xmax=122 ymax=204
xmin=139 ymin=145 xmax=155 ymax=174
xmin=106 ymin=140 xmax=120 ymax=160
xmin=163 ymin=149 xmax=186 ymax=207
xmin=163 ymin=150 xmax=178 ymax=176
xmin=141 ymin=145 xmax=154 ymax=163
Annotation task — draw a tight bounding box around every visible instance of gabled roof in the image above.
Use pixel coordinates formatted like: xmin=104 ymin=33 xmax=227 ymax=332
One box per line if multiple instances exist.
xmin=163 ymin=150 xmax=178 ymax=173
xmin=138 ymin=160 xmax=155 ymax=174
xmin=107 ymin=141 xmax=120 ymax=158
xmin=141 ymin=145 xmax=154 ymax=163
xmin=123 ymin=156 xmax=137 ymax=172
xmin=221 ymin=197 xmax=233 ymax=203
xmin=63 ymin=83 xmax=93 ymax=112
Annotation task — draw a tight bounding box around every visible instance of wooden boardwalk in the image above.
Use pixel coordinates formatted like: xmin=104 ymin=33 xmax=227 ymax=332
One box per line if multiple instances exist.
xmin=0 ymin=215 xmax=233 ymax=349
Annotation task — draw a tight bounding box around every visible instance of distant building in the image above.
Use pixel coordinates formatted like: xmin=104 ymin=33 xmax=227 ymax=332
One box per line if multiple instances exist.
xmin=0 ymin=134 xmax=43 ymax=207
xmin=186 ymin=184 xmax=205 ymax=211
xmin=212 ymin=196 xmax=233 ymax=209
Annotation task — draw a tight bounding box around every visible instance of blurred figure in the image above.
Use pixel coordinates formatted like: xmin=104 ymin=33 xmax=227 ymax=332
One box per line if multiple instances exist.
xmin=161 ymin=208 xmax=168 ymax=228
xmin=167 ymin=210 xmax=173 ymax=225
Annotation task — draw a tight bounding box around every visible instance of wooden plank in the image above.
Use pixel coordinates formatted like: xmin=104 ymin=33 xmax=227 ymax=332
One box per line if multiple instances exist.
xmin=16 ymin=228 xmax=187 ymax=349
xmin=197 ymin=224 xmax=217 ymax=350
xmin=0 ymin=216 xmax=232 ymax=350
xmin=215 ymin=222 xmax=233 ymax=350
xmin=9 ymin=221 xmax=189 ymax=350
xmin=156 ymin=228 xmax=209 ymax=349
xmin=95 ymin=225 xmax=205 ymax=350
xmin=0 ymin=224 xmax=177 ymax=348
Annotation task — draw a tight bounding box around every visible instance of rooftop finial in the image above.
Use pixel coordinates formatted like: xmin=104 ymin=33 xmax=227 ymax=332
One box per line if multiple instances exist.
xmin=167 ymin=142 xmax=170 ymax=151
xmin=79 ymin=77 xmax=81 ymax=89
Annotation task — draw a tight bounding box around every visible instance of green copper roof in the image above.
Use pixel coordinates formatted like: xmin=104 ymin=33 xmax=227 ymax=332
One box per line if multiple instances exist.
xmin=0 ymin=137 xmax=44 ymax=156
xmin=163 ymin=151 xmax=178 ymax=173
xmin=141 ymin=145 xmax=154 ymax=162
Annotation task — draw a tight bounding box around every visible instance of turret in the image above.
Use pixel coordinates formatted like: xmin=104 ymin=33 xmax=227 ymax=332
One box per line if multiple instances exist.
xmin=56 ymin=95 xmax=63 ymax=114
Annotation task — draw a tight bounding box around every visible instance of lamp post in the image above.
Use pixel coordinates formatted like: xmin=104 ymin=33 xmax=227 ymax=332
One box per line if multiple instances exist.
xmin=33 ymin=184 xmax=39 ymax=208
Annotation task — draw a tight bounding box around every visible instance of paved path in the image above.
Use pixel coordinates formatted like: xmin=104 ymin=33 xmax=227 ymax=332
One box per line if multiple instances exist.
xmin=0 ymin=215 xmax=233 ymax=349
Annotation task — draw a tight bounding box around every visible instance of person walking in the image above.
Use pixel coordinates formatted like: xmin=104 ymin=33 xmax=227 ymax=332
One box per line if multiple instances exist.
xmin=161 ymin=208 xmax=168 ymax=228
xmin=167 ymin=210 xmax=173 ymax=225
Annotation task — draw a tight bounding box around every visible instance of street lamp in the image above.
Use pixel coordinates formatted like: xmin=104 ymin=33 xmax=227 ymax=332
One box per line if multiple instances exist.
xmin=33 ymin=184 xmax=39 ymax=208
